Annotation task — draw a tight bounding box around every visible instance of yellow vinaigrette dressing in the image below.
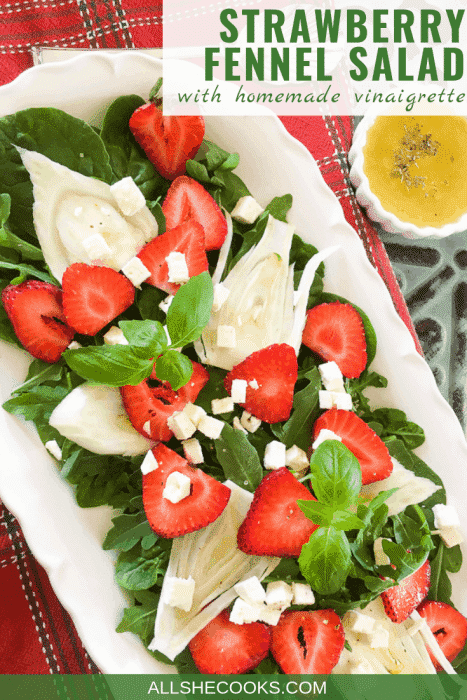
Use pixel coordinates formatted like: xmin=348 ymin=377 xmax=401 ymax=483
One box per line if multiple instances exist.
xmin=363 ymin=116 xmax=467 ymax=228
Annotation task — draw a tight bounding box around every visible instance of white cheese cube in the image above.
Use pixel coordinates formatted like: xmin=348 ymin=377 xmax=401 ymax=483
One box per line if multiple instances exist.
xmin=159 ymin=295 xmax=174 ymax=314
xmin=67 ymin=340 xmax=82 ymax=350
xmin=103 ymin=326 xmax=129 ymax=346
xmin=167 ymin=411 xmax=196 ymax=440
xmin=183 ymin=403 xmax=207 ymax=427
xmin=164 ymin=576 xmax=196 ymax=612
xmin=182 ymin=438 xmax=204 ymax=465
xmin=433 ymin=504 xmax=461 ymax=529
xmin=231 ymin=195 xmax=264 ymax=224
xmin=312 ymin=429 xmax=342 ymax=450
xmin=264 ymin=441 xmax=287 ymax=470
xmin=349 ymin=658 xmax=376 ymax=674
xmin=110 ymin=176 xmax=146 ymax=216
xmin=82 ymin=233 xmax=111 ymax=261
xmin=163 ymin=471 xmax=191 ymax=504
xmin=374 ymin=537 xmax=391 ymax=566
xmin=198 ymin=415 xmax=224 ymax=440
xmin=211 ymin=397 xmax=234 ymax=414
xmin=440 ymin=526 xmax=464 ymax=548
xmin=217 ymin=325 xmax=236 ymax=348
xmin=334 ymin=392 xmax=353 ymax=411
xmin=233 ymin=416 xmax=248 ymax=434
xmin=318 ymin=361 xmax=345 ymax=392
xmin=285 ymin=445 xmax=309 ymax=473
xmin=141 ymin=450 xmax=159 ymax=475
xmin=45 ymin=440 xmax=62 ymax=460
xmin=231 ymin=379 xmax=247 ymax=403
xmin=345 ymin=610 xmax=376 ymax=634
xmin=229 ymin=598 xmax=263 ymax=625
xmin=121 ymin=256 xmax=151 ymax=288
xmin=362 ymin=625 xmax=390 ymax=649
xmin=240 ymin=411 xmax=261 ymax=433
xmin=166 ymin=251 xmax=189 ymax=284
xmin=319 ymin=390 xmax=335 ymax=409
xmin=291 ymin=582 xmax=315 ymax=605
xmin=212 ymin=283 xmax=230 ymax=312
xmin=234 ymin=576 xmax=266 ymax=605
xmin=249 ymin=379 xmax=259 ymax=390
xmin=265 ymin=581 xmax=293 ymax=609
xmin=257 ymin=605 xmax=282 ymax=626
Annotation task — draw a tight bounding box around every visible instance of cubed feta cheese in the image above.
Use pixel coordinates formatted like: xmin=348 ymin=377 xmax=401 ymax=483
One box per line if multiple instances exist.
xmin=67 ymin=340 xmax=82 ymax=350
xmin=249 ymin=379 xmax=259 ymax=390
xmin=264 ymin=441 xmax=286 ymax=470
xmin=164 ymin=576 xmax=196 ymax=612
xmin=211 ymin=397 xmax=234 ymax=414
xmin=141 ymin=450 xmax=159 ymax=475
xmin=312 ymin=429 xmax=342 ymax=450
xmin=229 ymin=598 xmax=263 ymax=625
xmin=240 ymin=411 xmax=261 ymax=433
xmin=257 ymin=605 xmax=282 ymax=626
xmin=182 ymin=438 xmax=204 ymax=465
xmin=319 ymin=390 xmax=335 ymax=409
xmin=45 ymin=440 xmax=62 ymax=460
xmin=433 ymin=504 xmax=461 ymax=529
xmin=198 ymin=415 xmax=224 ymax=440
xmin=345 ymin=610 xmax=375 ymax=634
xmin=166 ymin=251 xmax=189 ymax=284
xmin=285 ymin=445 xmax=309 ymax=473
xmin=440 ymin=526 xmax=464 ymax=548
xmin=103 ymin=326 xmax=129 ymax=346
xmin=231 ymin=195 xmax=264 ymax=224
xmin=362 ymin=625 xmax=390 ymax=649
xmin=233 ymin=416 xmax=248 ymax=434
xmin=167 ymin=411 xmax=196 ymax=440
xmin=121 ymin=256 xmax=151 ymax=288
xmin=265 ymin=580 xmax=293 ymax=609
xmin=110 ymin=176 xmax=146 ymax=216
xmin=231 ymin=379 xmax=247 ymax=403
xmin=163 ymin=471 xmax=191 ymax=504
xmin=212 ymin=283 xmax=230 ymax=312
xmin=217 ymin=325 xmax=236 ymax=348
xmin=318 ymin=390 xmax=352 ymax=411
xmin=159 ymin=295 xmax=174 ymax=314
xmin=291 ymin=582 xmax=315 ymax=605
xmin=318 ymin=361 xmax=345 ymax=392
xmin=82 ymin=233 xmax=111 ymax=261
xmin=374 ymin=537 xmax=391 ymax=566
xmin=183 ymin=403 xmax=207 ymax=427
xmin=234 ymin=576 xmax=266 ymax=605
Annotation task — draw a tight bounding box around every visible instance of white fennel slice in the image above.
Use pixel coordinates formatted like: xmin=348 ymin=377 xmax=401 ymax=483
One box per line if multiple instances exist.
xmin=149 ymin=481 xmax=279 ymax=660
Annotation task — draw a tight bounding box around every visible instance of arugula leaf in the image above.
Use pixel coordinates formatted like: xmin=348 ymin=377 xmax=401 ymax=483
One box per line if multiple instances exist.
xmin=166 ymin=272 xmax=213 ymax=347
xmin=115 ymin=541 xmax=170 ymax=591
xmin=265 ymin=194 xmax=293 ymax=222
xmin=0 ymin=193 xmax=43 ymax=261
xmin=226 ymin=212 xmax=269 ymax=272
xmin=380 ymin=540 xmax=430 ymax=582
xmin=215 ymin=170 xmax=250 ymax=211
xmin=195 ymin=366 xmax=228 ymax=413
xmin=155 ymin=350 xmax=193 ymax=391
xmin=103 ymin=512 xmax=154 ymax=552
xmin=347 ymin=369 xmax=388 ymax=416
xmin=384 ymin=436 xmax=445 ymax=510
xmin=299 ymin=527 xmax=351 ymax=595
xmin=186 ymin=160 xmax=211 ymax=184
xmin=12 ymin=359 xmax=64 ymax=394
xmin=309 ymin=441 xmax=362 ymax=509
xmin=215 ymin=424 xmax=262 ymax=492
xmin=63 ymin=346 xmax=153 ymax=386
xmin=137 ymin=285 xmax=167 ymax=322
xmin=368 ymin=407 xmax=425 ymax=449
xmin=429 ymin=540 xmax=462 ymax=605
xmin=0 ymin=261 xmax=54 ymax=284
xmin=2 ymin=385 xmax=70 ymax=421
xmin=271 ymin=367 xmax=320 ymax=450
xmin=116 ymin=591 xmax=159 ymax=641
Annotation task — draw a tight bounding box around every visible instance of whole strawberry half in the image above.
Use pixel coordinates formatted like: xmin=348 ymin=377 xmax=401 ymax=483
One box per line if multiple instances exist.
xmin=143 ymin=444 xmax=230 ymax=538
xmin=129 ymin=103 xmax=204 ymax=180
xmin=302 ymin=301 xmax=367 ymax=378
xmin=271 ymin=609 xmax=345 ymax=674
xmin=224 ymin=343 xmax=298 ymax=424
xmin=417 ymin=600 xmax=467 ymax=670
xmin=237 ymin=468 xmax=319 ymax=558
xmin=381 ymin=559 xmax=431 ymax=623
xmin=121 ymin=361 xmax=209 ymax=441
xmin=189 ymin=609 xmax=271 ymax=674
xmin=137 ymin=219 xmax=208 ymax=295
xmin=313 ymin=408 xmax=393 ymax=485
xmin=162 ymin=176 xmax=228 ymax=250
xmin=2 ymin=280 xmax=75 ymax=363
xmin=62 ymin=263 xmax=135 ymax=336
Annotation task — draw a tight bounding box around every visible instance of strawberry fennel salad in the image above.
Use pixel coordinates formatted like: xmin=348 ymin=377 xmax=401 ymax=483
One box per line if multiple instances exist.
xmin=0 ymin=79 xmax=466 ymax=676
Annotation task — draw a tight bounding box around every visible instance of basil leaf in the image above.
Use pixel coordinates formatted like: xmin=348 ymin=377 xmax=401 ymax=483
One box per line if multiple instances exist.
xmin=103 ymin=512 xmax=154 ymax=552
xmin=216 ymin=170 xmax=250 ymax=211
xmin=215 ymin=424 xmax=262 ymax=492
xmin=186 ymin=159 xmax=211 ymax=184
xmin=119 ymin=319 xmax=167 ymax=355
xmin=271 ymin=367 xmax=320 ymax=450
xmin=297 ymin=500 xmax=333 ymax=527
xmin=155 ymin=351 xmax=193 ymax=391
xmin=265 ymin=193 xmax=293 ymax=222
xmin=166 ymin=272 xmax=213 ymax=347
xmin=309 ymin=441 xmax=361 ymax=509
xmin=63 ymin=346 xmax=153 ymax=387
xmin=299 ymin=527 xmax=351 ymax=595
xmin=330 ymin=510 xmax=365 ymax=531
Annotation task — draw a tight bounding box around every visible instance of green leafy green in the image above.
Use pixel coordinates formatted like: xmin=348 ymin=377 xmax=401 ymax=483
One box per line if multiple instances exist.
xmin=115 ymin=541 xmax=170 ymax=591
xmin=103 ymin=512 xmax=154 ymax=552
xmin=155 ymin=350 xmax=193 ymax=391
xmin=299 ymin=527 xmax=351 ymax=595
xmin=119 ymin=319 xmax=167 ymax=356
xmin=215 ymin=424 xmax=262 ymax=492
xmin=166 ymin=272 xmax=214 ymax=347
xmin=116 ymin=590 xmax=159 ymax=642
xmin=429 ymin=540 xmax=463 ymax=605
xmin=271 ymin=367 xmax=320 ymax=450
xmin=309 ymin=441 xmax=362 ymax=509
xmin=0 ymin=193 xmax=43 ymax=261
xmin=63 ymin=345 xmax=154 ymax=387
xmin=319 ymin=292 xmax=377 ymax=367
xmin=265 ymin=193 xmax=293 ymax=222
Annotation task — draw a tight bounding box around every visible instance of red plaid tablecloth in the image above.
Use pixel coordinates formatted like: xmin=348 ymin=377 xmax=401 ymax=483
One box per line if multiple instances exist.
xmin=0 ymin=0 xmax=421 ymax=675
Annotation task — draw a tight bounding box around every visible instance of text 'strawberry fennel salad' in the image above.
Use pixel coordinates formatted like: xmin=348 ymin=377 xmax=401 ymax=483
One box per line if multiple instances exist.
xmin=0 ymin=78 xmax=466 ymax=675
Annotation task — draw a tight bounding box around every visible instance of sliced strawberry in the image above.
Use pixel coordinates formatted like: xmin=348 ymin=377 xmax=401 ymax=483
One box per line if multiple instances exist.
xmin=61 ymin=263 xmax=134 ymax=336
xmin=313 ymin=408 xmax=393 ymax=485
xmin=417 ymin=600 xmax=467 ymax=669
xmin=137 ymin=219 xmax=208 ymax=295
xmin=189 ymin=609 xmax=271 ymax=674
xmin=224 ymin=344 xmax=297 ymax=423
xmin=302 ymin=301 xmax=367 ymax=378
xmin=120 ymin=360 xmax=209 ymax=441
xmin=237 ymin=468 xmax=319 ymax=558
xmin=271 ymin=610 xmax=345 ymax=674
xmin=2 ymin=280 xmax=75 ymax=363
xmin=143 ymin=443 xmax=230 ymax=537
xmin=129 ymin=103 xmax=204 ymax=180
xmin=381 ymin=559 xmax=431 ymax=623
xmin=162 ymin=176 xmax=228 ymax=250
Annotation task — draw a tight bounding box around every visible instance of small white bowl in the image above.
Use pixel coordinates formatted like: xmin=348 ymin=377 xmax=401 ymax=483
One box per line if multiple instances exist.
xmin=349 ymin=104 xmax=467 ymax=240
